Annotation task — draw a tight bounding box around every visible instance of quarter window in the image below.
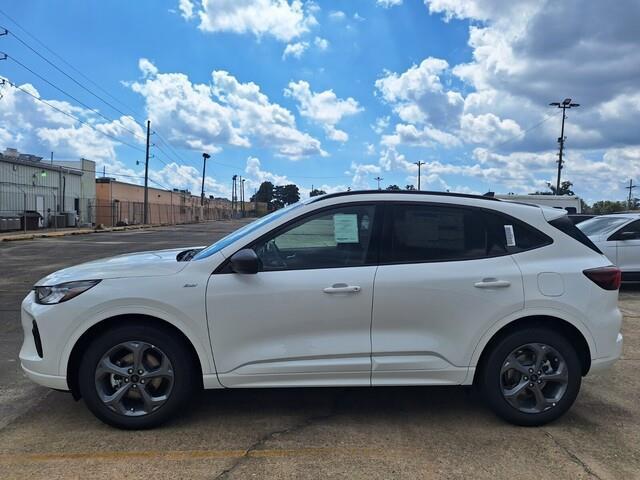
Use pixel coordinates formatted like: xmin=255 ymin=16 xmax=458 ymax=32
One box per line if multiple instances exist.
xmin=254 ymin=205 xmax=377 ymax=271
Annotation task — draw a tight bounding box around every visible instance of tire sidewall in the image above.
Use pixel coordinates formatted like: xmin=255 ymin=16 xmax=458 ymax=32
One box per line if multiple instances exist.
xmin=78 ymin=324 xmax=195 ymax=429
xmin=480 ymin=327 xmax=582 ymax=426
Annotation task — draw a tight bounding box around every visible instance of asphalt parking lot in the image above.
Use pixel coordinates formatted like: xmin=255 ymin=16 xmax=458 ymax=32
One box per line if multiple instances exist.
xmin=1 ymin=220 xmax=639 ymax=479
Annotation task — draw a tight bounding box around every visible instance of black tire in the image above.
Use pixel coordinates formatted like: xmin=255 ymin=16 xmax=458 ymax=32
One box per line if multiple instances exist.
xmin=78 ymin=323 xmax=197 ymax=429
xmin=479 ymin=327 xmax=582 ymax=426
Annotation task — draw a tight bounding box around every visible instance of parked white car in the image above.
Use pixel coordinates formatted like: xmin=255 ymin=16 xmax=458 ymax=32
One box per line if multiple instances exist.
xmin=578 ymin=213 xmax=640 ymax=282
xmin=20 ymin=191 xmax=623 ymax=429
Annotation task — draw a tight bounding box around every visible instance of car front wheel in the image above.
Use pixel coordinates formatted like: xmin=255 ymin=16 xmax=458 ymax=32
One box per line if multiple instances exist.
xmin=479 ymin=327 xmax=582 ymax=426
xmin=78 ymin=323 xmax=197 ymax=429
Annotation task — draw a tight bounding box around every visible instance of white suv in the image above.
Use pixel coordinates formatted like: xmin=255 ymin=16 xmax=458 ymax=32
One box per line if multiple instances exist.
xmin=578 ymin=213 xmax=640 ymax=282
xmin=20 ymin=191 xmax=623 ymax=429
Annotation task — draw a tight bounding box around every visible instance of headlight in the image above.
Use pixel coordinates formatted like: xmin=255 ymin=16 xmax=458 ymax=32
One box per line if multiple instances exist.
xmin=34 ymin=280 xmax=101 ymax=305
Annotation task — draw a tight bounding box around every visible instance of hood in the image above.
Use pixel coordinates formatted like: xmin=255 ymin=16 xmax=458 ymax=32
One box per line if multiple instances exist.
xmin=35 ymin=247 xmax=204 ymax=286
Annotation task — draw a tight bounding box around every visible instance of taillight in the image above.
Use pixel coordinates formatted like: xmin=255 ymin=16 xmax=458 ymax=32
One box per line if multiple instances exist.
xmin=583 ymin=266 xmax=622 ymax=290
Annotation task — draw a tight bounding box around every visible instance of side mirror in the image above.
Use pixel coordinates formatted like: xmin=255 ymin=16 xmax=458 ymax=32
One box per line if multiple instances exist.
xmin=619 ymin=231 xmax=639 ymax=241
xmin=229 ymin=249 xmax=261 ymax=274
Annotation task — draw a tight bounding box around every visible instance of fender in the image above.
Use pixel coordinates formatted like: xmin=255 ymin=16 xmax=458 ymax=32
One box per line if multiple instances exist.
xmin=463 ymin=306 xmax=596 ymax=384
xmin=58 ymin=303 xmax=216 ymax=381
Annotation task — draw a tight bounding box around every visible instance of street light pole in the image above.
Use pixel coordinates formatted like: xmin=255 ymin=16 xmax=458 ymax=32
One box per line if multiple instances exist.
xmin=414 ymin=161 xmax=425 ymax=191
xmin=374 ymin=176 xmax=383 ymax=190
xmin=200 ymin=153 xmax=210 ymax=206
xmin=549 ymin=98 xmax=580 ymax=193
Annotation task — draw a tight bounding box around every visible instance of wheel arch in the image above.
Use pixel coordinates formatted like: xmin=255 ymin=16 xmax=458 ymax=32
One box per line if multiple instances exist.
xmin=66 ymin=314 xmax=204 ymax=400
xmin=472 ymin=315 xmax=592 ymax=385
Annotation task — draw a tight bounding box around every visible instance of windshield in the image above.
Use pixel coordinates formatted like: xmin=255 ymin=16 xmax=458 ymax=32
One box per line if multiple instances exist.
xmin=577 ymin=217 xmax=630 ymax=236
xmin=193 ymin=202 xmax=305 ymax=260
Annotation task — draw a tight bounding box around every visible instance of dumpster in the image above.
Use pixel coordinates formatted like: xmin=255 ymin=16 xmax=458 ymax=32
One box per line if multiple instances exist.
xmin=20 ymin=211 xmax=42 ymax=230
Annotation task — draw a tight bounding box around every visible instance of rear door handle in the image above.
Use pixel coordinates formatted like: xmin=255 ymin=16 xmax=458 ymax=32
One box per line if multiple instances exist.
xmin=323 ymin=283 xmax=361 ymax=294
xmin=474 ymin=278 xmax=511 ymax=288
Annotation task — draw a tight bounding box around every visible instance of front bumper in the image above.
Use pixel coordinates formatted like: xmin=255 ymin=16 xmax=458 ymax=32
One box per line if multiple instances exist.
xmin=19 ymin=291 xmax=70 ymax=390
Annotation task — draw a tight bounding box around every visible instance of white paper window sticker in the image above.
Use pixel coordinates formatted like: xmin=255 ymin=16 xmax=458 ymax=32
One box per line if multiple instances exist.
xmin=334 ymin=214 xmax=359 ymax=243
xmin=504 ymin=225 xmax=516 ymax=247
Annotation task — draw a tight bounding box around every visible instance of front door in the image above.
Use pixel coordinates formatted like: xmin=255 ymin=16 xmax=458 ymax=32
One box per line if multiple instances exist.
xmin=371 ymin=203 xmax=526 ymax=385
xmin=611 ymin=220 xmax=640 ymax=278
xmin=206 ymin=203 xmax=379 ymax=387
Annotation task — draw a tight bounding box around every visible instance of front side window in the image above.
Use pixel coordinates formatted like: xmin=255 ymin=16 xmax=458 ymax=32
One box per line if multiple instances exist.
xmin=383 ymin=204 xmax=550 ymax=264
xmin=253 ymin=205 xmax=377 ymax=271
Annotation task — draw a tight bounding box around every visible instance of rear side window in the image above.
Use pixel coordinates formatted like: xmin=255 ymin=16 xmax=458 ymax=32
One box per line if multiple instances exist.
xmin=549 ymin=215 xmax=602 ymax=253
xmin=382 ymin=204 xmax=550 ymax=264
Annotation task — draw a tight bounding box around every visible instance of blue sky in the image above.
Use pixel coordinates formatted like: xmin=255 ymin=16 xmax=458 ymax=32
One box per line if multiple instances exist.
xmin=1 ymin=0 xmax=639 ymax=202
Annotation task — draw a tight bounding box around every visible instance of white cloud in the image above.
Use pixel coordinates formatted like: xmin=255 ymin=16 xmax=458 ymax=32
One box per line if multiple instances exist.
xmin=245 ymin=156 xmax=290 ymax=187
xmin=130 ymin=60 xmax=325 ymax=159
xmin=382 ymin=123 xmax=461 ymax=148
xmin=0 ymin=79 xmax=143 ymax=163
xmin=178 ymin=0 xmax=195 ymax=19
xmin=285 ymin=80 xmax=362 ymax=142
xmin=187 ymin=0 xmax=317 ymax=42
xmin=348 ymin=162 xmax=381 ymax=188
xmin=282 ymin=41 xmax=309 ymax=59
xmin=371 ymin=116 xmax=390 ymax=134
xmin=377 ymin=0 xmax=403 ymax=7
xmin=314 ymin=36 xmax=329 ymax=51
xmin=329 ymin=10 xmax=346 ymax=21
xmin=365 ymin=143 xmax=376 ymax=156
xmin=376 ymin=57 xmax=463 ymax=128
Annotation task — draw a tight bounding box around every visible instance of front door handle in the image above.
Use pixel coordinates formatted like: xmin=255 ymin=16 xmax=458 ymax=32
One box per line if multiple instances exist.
xmin=474 ymin=278 xmax=511 ymax=288
xmin=323 ymin=283 xmax=361 ymax=294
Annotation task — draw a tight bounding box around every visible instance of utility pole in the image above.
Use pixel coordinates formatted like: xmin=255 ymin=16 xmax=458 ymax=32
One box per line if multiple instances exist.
xmin=240 ymin=178 xmax=246 ymax=217
xmin=232 ymin=175 xmax=237 ymax=215
xmin=626 ymin=179 xmax=636 ymax=210
xmin=143 ymin=120 xmax=151 ymax=224
xmin=549 ymin=98 xmax=580 ymax=193
xmin=200 ymin=153 xmax=210 ymax=206
xmin=414 ymin=161 xmax=426 ymax=191
xmin=374 ymin=176 xmax=383 ymax=190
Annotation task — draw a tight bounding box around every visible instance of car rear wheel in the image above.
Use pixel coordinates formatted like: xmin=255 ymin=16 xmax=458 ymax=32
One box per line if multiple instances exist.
xmin=78 ymin=323 xmax=197 ymax=429
xmin=479 ymin=327 xmax=582 ymax=426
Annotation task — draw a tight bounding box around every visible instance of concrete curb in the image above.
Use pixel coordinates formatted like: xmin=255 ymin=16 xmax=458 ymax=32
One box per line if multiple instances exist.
xmin=0 ymin=224 xmax=167 ymax=242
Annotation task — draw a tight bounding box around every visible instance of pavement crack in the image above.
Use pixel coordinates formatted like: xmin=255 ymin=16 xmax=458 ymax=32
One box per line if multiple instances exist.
xmin=213 ymin=391 xmax=345 ymax=479
xmin=542 ymin=429 xmax=602 ymax=480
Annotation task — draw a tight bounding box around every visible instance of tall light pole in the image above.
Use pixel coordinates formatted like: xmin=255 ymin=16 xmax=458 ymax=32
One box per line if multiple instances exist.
xmin=143 ymin=120 xmax=151 ymax=224
xmin=200 ymin=152 xmax=210 ymax=206
xmin=414 ymin=161 xmax=425 ymax=191
xmin=374 ymin=176 xmax=383 ymax=190
xmin=549 ymin=98 xmax=579 ymax=194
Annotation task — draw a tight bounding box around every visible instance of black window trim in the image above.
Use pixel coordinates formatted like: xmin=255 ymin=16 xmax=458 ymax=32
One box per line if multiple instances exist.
xmin=213 ymin=200 xmax=553 ymax=273
xmin=607 ymin=219 xmax=640 ymax=241
xmin=377 ymin=201 xmax=553 ymax=266
xmin=213 ymin=201 xmax=384 ymax=274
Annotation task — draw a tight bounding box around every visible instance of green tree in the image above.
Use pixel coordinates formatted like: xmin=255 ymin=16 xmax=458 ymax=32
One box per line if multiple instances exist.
xmin=590 ymin=200 xmax=628 ymax=214
xmin=272 ymin=184 xmax=300 ymax=209
xmin=309 ymin=188 xmax=326 ymax=197
xmin=405 ymin=185 xmax=416 ymax=191
xmin=250 ymin=181 xmax=274 ymax=204
xmin=386 ymin=184 xmax=401 ymax=191
xmin=532 ymin=180 xmax=575 ymax=196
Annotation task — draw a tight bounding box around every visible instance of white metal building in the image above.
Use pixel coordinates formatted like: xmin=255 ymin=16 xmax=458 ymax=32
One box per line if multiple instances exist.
xmin=0 ymin=148 xmax=96 ymax=230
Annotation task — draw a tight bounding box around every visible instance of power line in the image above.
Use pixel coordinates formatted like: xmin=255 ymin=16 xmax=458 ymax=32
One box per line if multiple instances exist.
xmin=0 ymin=8 xmax=138 ymax=118
xmin=5 ymin=53 xmax=146 ymax=141
xmin=8 ymin=81 xmax=147 ymax=153
xmin=0 ymin=23 xmax=142 ymax=124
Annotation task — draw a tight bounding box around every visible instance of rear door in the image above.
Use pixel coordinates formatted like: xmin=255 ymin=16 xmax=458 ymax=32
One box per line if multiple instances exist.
xmin=371 ymin=203 xmax=527 ymax=385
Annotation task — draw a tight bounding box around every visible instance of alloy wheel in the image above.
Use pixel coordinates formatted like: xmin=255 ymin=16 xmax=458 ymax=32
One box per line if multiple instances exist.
xmin=94 ymin=341 xmax=174 ymax=416
xmin=500 ymin=343 xmax=569 ymax=414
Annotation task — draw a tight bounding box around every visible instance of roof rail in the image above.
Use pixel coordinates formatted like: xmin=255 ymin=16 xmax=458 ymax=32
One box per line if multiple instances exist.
xmin=309 ymin=189 xmax=502 ymax=203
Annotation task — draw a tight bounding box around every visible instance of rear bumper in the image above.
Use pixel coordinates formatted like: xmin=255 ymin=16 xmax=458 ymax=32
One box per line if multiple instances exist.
xmin=590 ymin=332 xmax=623 ymax=375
